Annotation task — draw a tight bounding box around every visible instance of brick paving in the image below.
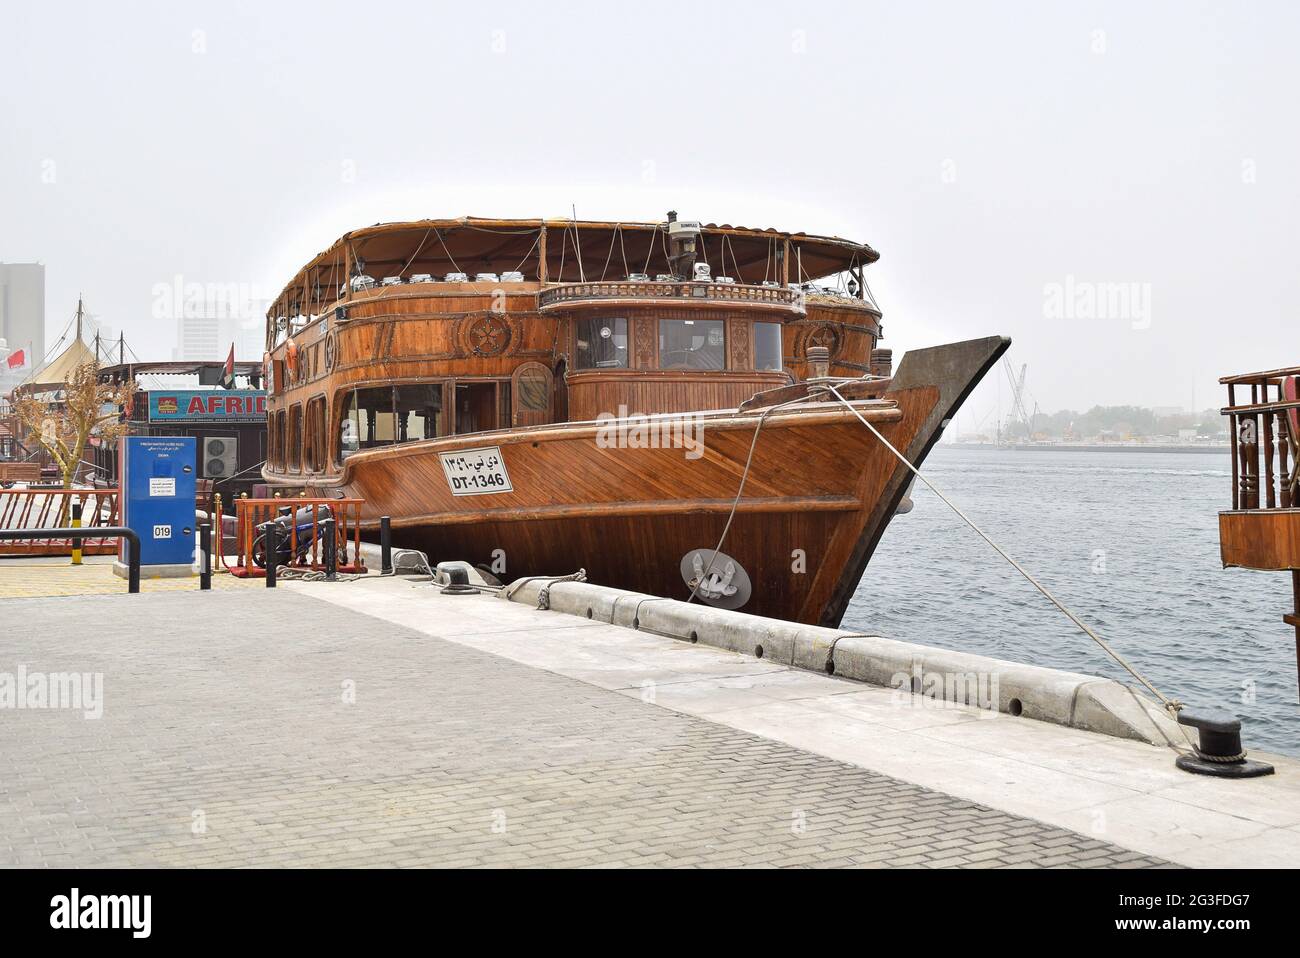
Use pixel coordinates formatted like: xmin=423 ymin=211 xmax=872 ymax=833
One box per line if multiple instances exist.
xmin=0 ymin=590 xmax=1171 ymax=868
xmin=0 ymin=556 xmax=253 ymax=597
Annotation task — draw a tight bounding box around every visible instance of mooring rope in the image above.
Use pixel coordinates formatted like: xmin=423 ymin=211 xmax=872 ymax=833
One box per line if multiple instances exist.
xmin=817 ymin=382 xmax=1185 ymax=718
xmin=684 ymin=395 xmax=817 ymax=606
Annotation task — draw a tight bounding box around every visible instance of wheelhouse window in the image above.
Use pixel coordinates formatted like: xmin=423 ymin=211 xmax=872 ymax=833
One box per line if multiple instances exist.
xmin=340 ymin=386 xmax=396 ymax=459
xmin=395 ymin=384 xmax=442 ymax=442
xmin=754 ymin=322 xmax=783 ymax=372
xmin=274 ymin=410 xmax=286 ymax=470
xmin=306 ymin=396 xmax=326 ymax=471
xmin=575 ymin=318 xmax=628 ymax=369
xmin=340 ymin=383 xmax=446 ymax=460
xmin=659 ymin=319 xmax=725 ymax=370
xmin=288 ymin=404 xmax=303 ymax=471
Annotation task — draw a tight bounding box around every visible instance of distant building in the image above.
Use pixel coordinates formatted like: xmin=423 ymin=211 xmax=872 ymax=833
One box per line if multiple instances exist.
xmin=0 ymin=263 xmax=45 ymax=393
xmin=172 ymin=314 xmax=263 ymax=362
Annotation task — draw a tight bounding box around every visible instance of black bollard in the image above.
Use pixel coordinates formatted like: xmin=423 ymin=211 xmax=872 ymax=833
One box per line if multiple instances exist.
xmin=321 ymin=517 xmax=338 ymax=582
xmin=70 ymin=501 xmax=83 ymax=566
xmin=263 ymin=521 xmax=277 ymax=589
xmin=1175 ymin=708 xmax=1274 ymax=778
xmin=380 ymin=515 xmax=392 ymax=575
xmin=126 ymin=532 xmax=140 ymax=595
xmin=199 ymin=522 xmax=212 ymax=591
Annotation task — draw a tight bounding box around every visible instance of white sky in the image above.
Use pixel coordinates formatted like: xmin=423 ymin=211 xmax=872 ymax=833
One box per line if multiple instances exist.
xmin=3 ymin=0 xmax=1297 ymax=421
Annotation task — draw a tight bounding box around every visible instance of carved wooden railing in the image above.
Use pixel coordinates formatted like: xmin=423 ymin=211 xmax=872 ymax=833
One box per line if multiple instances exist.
xmin=1221 ymin=366 xmax=1300 ymax=511
xmin=538 ymin=280 xmax=804 ymax=312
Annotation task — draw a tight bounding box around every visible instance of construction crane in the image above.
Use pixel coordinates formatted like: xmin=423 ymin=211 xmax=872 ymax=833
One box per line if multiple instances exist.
xmin=1002 ymin=357 xmax=1035 ymax=440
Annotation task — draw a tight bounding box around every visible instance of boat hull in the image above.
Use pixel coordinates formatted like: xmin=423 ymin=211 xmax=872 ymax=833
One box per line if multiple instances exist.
xmin=296 ymin=336 xmax=1009 ymax=625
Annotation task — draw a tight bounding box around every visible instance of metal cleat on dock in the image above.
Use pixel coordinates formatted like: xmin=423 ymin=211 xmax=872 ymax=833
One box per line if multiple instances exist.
xmin=1175 ymin=707 xmax=1275 ymax=778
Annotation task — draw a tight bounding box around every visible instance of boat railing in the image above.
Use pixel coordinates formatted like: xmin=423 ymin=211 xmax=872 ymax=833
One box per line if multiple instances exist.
xmin=538 ymin=280 xmax=805 ymax=312
xmin=1220 ymin=367 xmax=1300 ymax=511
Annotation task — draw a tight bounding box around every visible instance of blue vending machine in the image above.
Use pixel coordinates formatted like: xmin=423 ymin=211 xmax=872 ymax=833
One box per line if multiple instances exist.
xmin=116 ymin=436 xmax=197 ymax=578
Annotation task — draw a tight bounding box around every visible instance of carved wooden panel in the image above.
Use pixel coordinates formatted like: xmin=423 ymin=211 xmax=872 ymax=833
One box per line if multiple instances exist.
xmin=634 ymin=317 xmax=655 ymax=369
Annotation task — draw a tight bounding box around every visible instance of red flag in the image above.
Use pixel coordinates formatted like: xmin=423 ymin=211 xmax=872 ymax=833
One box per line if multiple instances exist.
xmin=221 ymin=343 xmax=235 ymax=389
xmin=5 ymin=348 xmax=27 ymax=370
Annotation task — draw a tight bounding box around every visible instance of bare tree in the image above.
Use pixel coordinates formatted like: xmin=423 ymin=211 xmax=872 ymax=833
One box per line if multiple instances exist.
xmin=13 ymin=361 xmax=135 ymax=490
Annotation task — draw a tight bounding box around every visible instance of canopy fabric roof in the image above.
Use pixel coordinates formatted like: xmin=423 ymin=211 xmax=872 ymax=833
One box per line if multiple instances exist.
xmin=19 ymin=336 xmax=97 ymax=390
xmin=270 ymin=216 xmax=879 ymax=315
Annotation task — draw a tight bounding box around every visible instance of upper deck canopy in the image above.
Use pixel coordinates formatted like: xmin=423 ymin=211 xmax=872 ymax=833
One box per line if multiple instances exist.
xmin=270 ymin=216 xmax=879 ymax=316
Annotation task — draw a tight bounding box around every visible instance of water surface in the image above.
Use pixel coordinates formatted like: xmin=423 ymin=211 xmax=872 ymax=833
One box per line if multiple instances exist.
xmin=843 ymin=446 xmax=1298 ymax=757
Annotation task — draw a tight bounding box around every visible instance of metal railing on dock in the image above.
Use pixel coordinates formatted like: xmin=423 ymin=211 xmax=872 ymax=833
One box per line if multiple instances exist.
xmin=218 ymin=495 xmax=366 ymax=578
xmin=0 ymin=526 xmax=140 ymax=592
xmin=0 ymin=487 xmax=121 ymax=555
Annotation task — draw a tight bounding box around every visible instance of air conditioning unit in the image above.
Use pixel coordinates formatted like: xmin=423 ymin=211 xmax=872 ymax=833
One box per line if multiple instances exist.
xmin=655 ymin=273 xmax=675 ymax=282
xmin=715 ymin=275 xmax=735 ymax=284
xmin=500 ymin=271 xmax=525 ymax=282
xmin=349 ymin=274 xmax=376 ymax=291
xmin=627 ymin=272 xmax=650 ymax=282
xmin=475 ymin=272 xmax=499 ymax=283
xmin=445 ymin=272 xmax=468 ymax=282
xmin=203 ymin=436 xmax=238 ymax=479
xmin=409 ymin=273 xmax=435 ymax=284
xmin=380 ymin=276 xmax=403 ymax=286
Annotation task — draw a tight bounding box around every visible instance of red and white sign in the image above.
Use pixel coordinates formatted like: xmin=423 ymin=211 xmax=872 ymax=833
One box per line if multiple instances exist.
xmin=5 ymin=348 xmax=28 ymax=370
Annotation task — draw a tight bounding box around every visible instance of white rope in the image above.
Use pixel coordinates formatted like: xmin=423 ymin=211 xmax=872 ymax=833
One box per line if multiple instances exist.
xmin=818 ymin=382 xmax=1183 ymax=716
xmin=685 ymin=396 xmax=816 ymax=605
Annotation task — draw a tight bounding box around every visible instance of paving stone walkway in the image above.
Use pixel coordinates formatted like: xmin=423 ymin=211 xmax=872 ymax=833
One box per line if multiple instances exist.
xmin=0 ymin=590 xmax=1170 ymax=868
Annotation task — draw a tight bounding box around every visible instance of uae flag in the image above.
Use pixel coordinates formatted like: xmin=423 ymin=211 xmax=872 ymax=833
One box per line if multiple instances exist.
xmin=221 ymin=343 xmax=235 ymax=389
xmin=5 ymin=347 xmax=29 ymax=371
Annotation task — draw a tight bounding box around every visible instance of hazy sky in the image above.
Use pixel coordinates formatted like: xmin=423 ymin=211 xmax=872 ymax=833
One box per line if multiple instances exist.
xmin=3 ymin=0 xmax=1297 ymax=423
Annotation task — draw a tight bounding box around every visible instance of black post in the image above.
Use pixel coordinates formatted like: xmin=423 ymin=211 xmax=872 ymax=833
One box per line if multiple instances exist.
xmin=199 ymin=522 xmax=212 ymax=591
xmin=70 ymin=501 xmax=83 ymax=565
xmin=126 ymin=533 xmax=140 ymax=594
xmin=380 ymin=515 xmax=392 ymax=574
xmin=264 ymin=521 xmax=277 ymax=589
xmin=321 ymin=517 xmax=338 ymax=582
xmin=0 ymin=527 xmax=139 ymax=594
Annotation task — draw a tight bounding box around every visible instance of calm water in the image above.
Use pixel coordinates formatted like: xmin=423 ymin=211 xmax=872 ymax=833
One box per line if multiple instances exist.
xmin=842 ymin=446 xmax=1299 ymax=757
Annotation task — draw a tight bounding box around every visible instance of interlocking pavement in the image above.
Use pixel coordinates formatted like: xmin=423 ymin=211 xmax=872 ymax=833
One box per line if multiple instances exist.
xmin=0 ymin=590 xmax=1170 ymax=868
xmin=0 ymin=556 xmax=252 ymax=598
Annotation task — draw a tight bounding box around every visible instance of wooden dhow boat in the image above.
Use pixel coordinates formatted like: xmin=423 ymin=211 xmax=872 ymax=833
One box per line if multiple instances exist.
xmin=262 ymin=213 xmax=1007 ymax=625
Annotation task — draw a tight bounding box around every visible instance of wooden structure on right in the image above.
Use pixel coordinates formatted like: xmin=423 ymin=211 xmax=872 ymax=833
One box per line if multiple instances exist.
xmin=1219 ymin=365 xmax=1300 ymax=689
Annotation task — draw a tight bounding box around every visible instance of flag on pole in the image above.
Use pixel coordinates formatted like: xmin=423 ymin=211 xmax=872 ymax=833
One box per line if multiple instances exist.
xmin=5 ymin=347 xmax=29 ymax=371
xmin=221 ymin=343 xmax=235 ymax=389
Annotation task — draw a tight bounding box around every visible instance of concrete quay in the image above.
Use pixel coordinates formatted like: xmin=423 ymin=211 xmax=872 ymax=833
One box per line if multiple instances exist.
xmin=1 ymin=568 xmax=1296 ymax=868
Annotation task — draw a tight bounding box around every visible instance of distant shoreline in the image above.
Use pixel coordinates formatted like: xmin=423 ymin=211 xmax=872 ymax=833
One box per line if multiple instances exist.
xmin=943 ymin=442 xmax=1227 ymax=455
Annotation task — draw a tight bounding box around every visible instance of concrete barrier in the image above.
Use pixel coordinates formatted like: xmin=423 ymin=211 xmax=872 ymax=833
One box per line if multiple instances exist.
xmin=502 ymin=578 xmax=1182 ymax=747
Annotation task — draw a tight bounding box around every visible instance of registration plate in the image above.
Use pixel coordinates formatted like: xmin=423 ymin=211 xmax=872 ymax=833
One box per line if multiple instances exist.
xmin=439 ymin=446 xmax=513 ymax=496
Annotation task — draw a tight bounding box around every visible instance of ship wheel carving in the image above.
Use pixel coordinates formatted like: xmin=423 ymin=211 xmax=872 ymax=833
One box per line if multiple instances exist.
xmin=463 ymin=314 xmax=513 ymax=357
xmin=800 ymin=323 xmax=842 ymax=360
xmin=324 ymin=331 xmax=338 ymax=371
